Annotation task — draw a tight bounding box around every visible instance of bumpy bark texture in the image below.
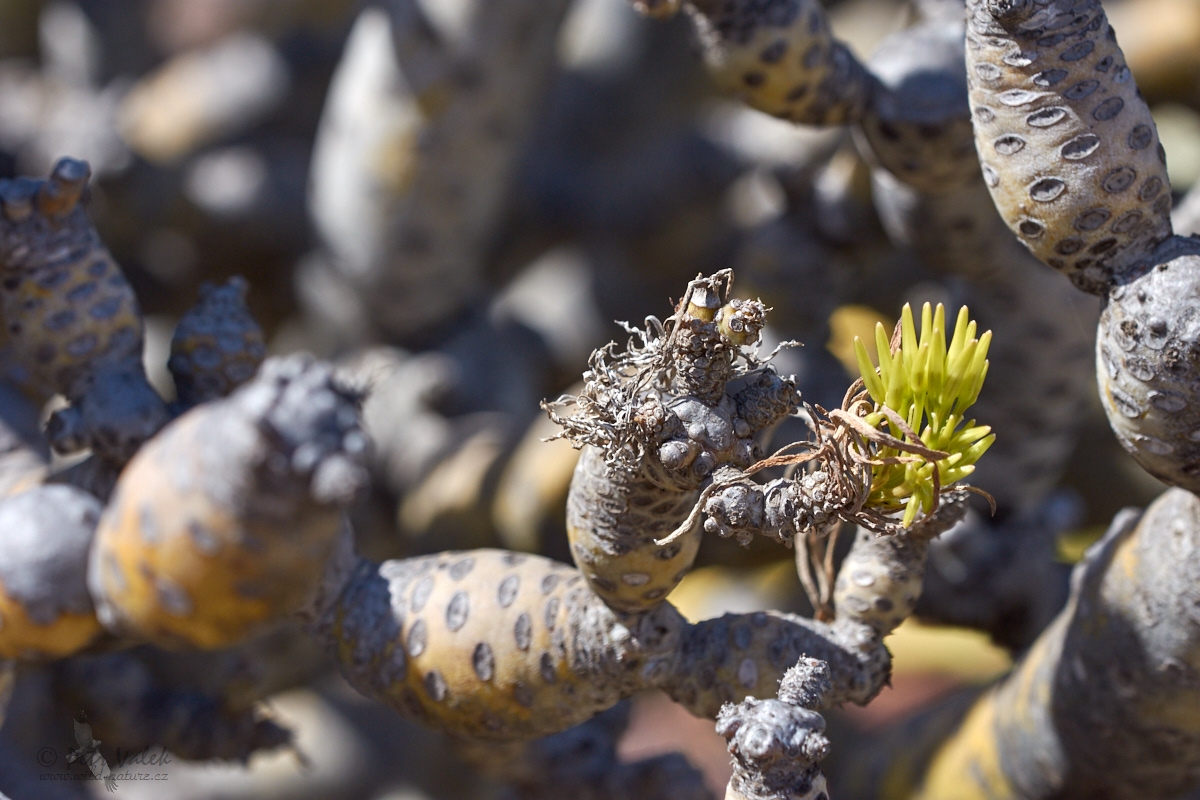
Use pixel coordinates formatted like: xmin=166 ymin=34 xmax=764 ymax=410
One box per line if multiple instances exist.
xmin=1097 ymin=237 xmax=1200 ymax=493
xmin=314 ymin=0 xmax=572 ymax=345
xmin=965 ymin=0 xmax=1172 ymax=293
xmin=914 ymin=489 xmax=1200 ymax=800
xmin=167 ymin=276 xmax=265 ymax=410
xmin=89 ymin=355 xmax=370 ymax=649
xmin=967 ymin=0 xmax=1200 ymax=494
xmin=315 ymin=548 xmax=688 ymax=740
xmin=566 ymin=447 xmax=705 ymax=614
xmin=551 ymin=272 xmax=797 ymax=613
xmin=680 ymin=0 xmax=874 ymax=126
xmin=0 ymin=485 xmax=102 ymax=659
xmin=0 ymin=158 xmax=168 ymax=463
xmin=310 ymin=492 xmax=967 ymax=742
xmin=717 ymin=658 xmax=832 ymax=800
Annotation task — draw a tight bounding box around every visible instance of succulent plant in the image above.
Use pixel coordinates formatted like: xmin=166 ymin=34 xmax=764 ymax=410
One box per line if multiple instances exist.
xmin=0 ymin=485 xmax=102 ymax=660
xmin=167 ymin=276 xmax=265 ymax=411
xmin=545 ymin=270 xmax=798 ymax=613
xmin=0 ymin=159 xmax=168 ymax=465
xmin=964 ymin=0 xmax=1200 ymax=495
xmin=0 ymin=0 xmax=1196 ymax=796
xmin=666 ymin=0 xmax=873 ymax=126
xmin=89 ymin=355 xmax=370 ymax=649
xmin=855 ymin=302 xmax=994 ymax=526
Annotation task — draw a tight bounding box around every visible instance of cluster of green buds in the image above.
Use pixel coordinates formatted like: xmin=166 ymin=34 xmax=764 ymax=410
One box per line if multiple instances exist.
xmin=854 ymin=303 xmax=994 ymax=527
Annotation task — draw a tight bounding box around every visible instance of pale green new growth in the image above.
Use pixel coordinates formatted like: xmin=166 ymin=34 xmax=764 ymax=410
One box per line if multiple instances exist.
xmin=854 ymin=303 xmax=994 ymax=526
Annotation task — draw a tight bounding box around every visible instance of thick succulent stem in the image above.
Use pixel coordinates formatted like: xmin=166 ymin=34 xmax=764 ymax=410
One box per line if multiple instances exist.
xmin=167 ymin=277 xmax=265 ymax=411
xmin=551 ymin=271 xmax=795 ymax=613
xmin=88 ymin=355 xmax=370 ymax=649
xmin=382 ymin=0 xmax=452 ymax=110
xmin=913 ymin=489 xmax=1200 ymax=800
xmin=674 ymin=0 xmax=874 ymax=126
xmin=1097 ymin=237 xmax=1200 ymax=493
xmin=859 ymin=16 xmax=980 ymax=196
xmin=567 ymin=448 xmax=704 ymax=614
xmin=967 ymin=0 xmax=1200 ymax=493
xmin=118 ymin=33 xmax=290 ymax=165
xmin=664 ymin=604 xmax=884 ymax=718
xmin=316 ymin=0 xmax=572 ymax=345
xmin=0 ymin=485 xmax=102 ymax=659
xmin=717 ymin=660 xmax=832 ymax=800
xmin=306 ymin=549 xmax=873 ymax=740
xmin=965 ymin=0 xmax=1172 ymax=293
xmin=0 ymin=159 xmax=168 ymax=464
xmin=311 ymin=492 xmax=966 ymax=743
xmin=312 ymin=548 xmax=688 ymax=740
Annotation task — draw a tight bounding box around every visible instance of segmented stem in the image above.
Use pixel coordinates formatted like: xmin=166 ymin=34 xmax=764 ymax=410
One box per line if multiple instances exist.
xmin=678 ymin=0 xmax=873 ymax=126
xmin=0 ymin=159 xmax=168 ymax=463
xmin=965 ymin=0 xmax=1172 ymax=293
xmin=89 ymin=356 xmax=369 ymax=649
